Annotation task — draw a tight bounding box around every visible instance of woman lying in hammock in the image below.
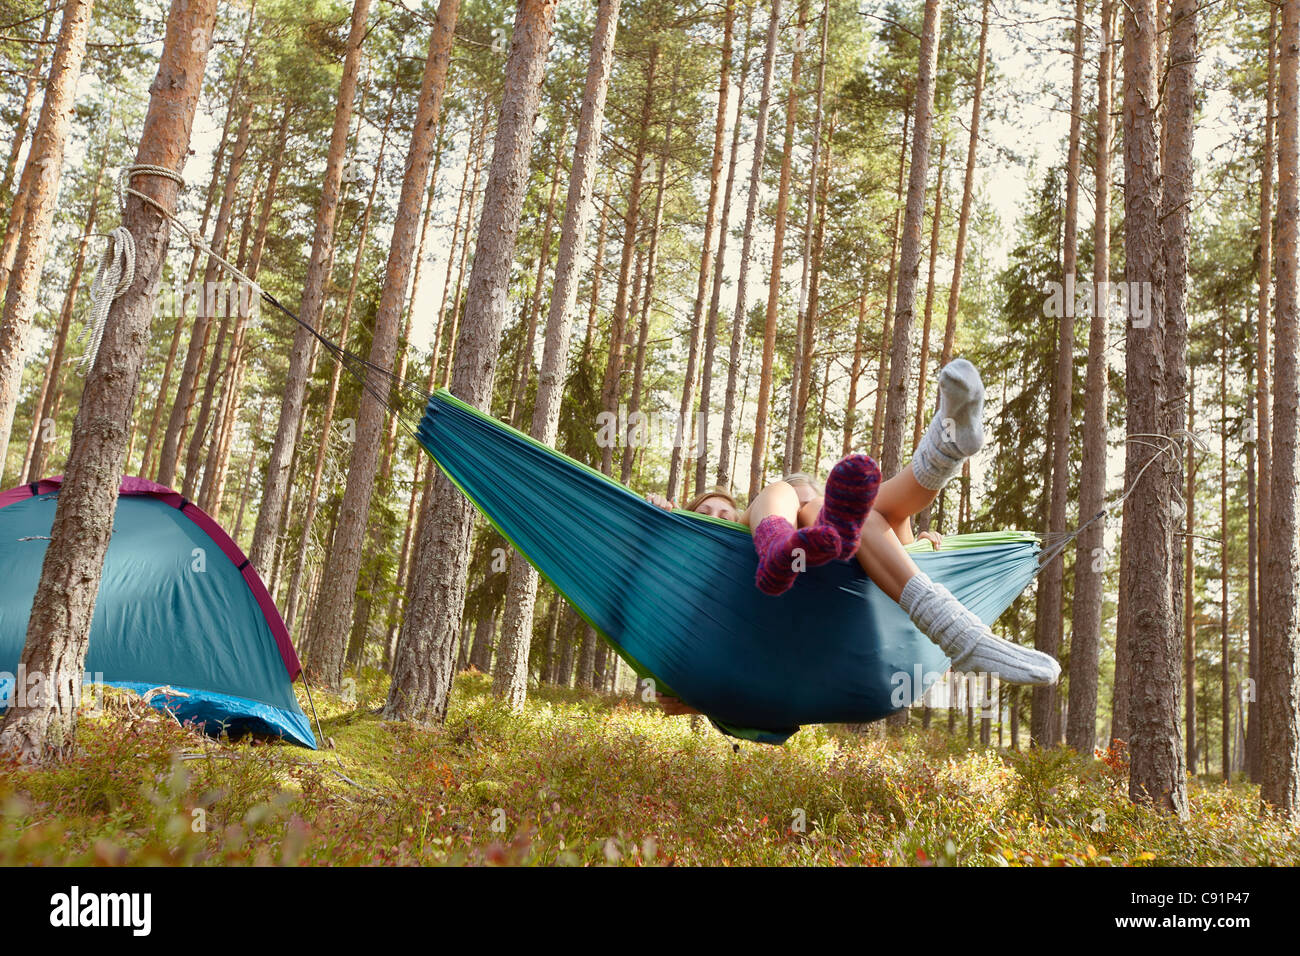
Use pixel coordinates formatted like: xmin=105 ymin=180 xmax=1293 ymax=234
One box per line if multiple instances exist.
xmin=646 ymin=359 xmax=1059 ymax=717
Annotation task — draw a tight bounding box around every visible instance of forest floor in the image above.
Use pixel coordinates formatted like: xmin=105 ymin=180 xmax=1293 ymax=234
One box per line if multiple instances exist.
xmin=1 ymin=671 xmax=1296 ymax=865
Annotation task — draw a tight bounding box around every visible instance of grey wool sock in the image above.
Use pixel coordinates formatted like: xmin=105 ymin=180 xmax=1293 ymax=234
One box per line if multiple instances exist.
xmin=899 ymin=572 xmax=1060 ymax=686
xmin=911 ymin=358 xmax=986 ymax=491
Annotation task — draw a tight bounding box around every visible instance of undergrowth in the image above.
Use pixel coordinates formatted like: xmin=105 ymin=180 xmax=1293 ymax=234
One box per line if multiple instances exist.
xmin=1 ymin=673 xmax=1296 ymax=865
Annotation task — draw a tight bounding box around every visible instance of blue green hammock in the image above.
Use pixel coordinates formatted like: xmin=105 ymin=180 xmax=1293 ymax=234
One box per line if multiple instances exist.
xmin=414 ymin=388 xmax=1040 ymax=743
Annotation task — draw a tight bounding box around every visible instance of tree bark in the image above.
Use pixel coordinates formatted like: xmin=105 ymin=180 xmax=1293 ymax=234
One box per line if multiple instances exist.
xmin=0 ymin=0 xmax=95 ymax=477
xmin=492 ymin=0 xmax=619 ymax=709
xmin=669 ymin=0 xmax=733 ymax=502
xmin=1067 ymin=0 xmax=1115 ymax=754
xmin=871 ymin=107 xmax=910 ymax=459
xmin=718 ymin=0 xmax=781 ymax=491
xmin=843 ymin=291 xmax=868 ymax=456
xmin=385 ymin=0 xmax=559 ymax=724
xmin=285 ymin=87 xmax=399 ymax=632
xmin=750 ymin=0 xmax=807 ymax=499
xmin=1251 ymin=2 xmax=1280 ymax=784
xmin=1032 ymin=0 xmax=1086 ymax=748
xmin=0 ymin=8 xmax=53 ymax=213
xmin=307 ymin=0 xmax=460 ymax=690
xmin=200 ymin=107 xmax=290 ymax=515
xmin=622 ymin=73 xmax=675 ymax=486
xmin=438 ymin=107 xmax=489 ymax=388
xmin=1122 ymin=0 xmax=1188 ymax=816
xmin=598 ymin=47 xmax=658 ymax=478
xmin=1220 ymin=310 xmax=1230 ymax=782
xmin=879 ymin=0 xmax=942 ymax=480
xmin=25 ymin=125 xmax=111 ymax=483
xmin=790 ymin=15 xmax=832 ymax=475
xmin=507 ymin=123 xmax=567 ymax=427
xmin=910 ymin=134 xmax=946 ymax=458
xmin=940 ymin=0 xmax=989 ymax=369
xmin=1260 ymin=0 xmax=1300 ymax=818
xmin=154 ymin=93 xmax=253 ymax=490
xmin=1185 ymin=372 xmax=1197 ymax=771
xmin=174 ymin=99 xmax=255 ymax=495
xmin=696 ymin=3 xmax=753 ymax=497
xmin=0 ymin=0 xmax=219 ymax=761
xmin=785 ymin=0 xmax=828 ymax=474
xmin=247 ymin=0 xmax=372 ymax=575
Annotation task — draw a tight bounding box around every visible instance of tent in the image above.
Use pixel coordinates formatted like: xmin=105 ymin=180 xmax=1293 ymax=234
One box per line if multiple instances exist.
xmin=0 ymin=476 xmax=315 ymax=748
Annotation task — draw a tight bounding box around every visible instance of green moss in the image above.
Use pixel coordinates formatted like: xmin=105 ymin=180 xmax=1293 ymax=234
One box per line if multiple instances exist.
xmin=0 ymin=675 xmax=1295 ymax=866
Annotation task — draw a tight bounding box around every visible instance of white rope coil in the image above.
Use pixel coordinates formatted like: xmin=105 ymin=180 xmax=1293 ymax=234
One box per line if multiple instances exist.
xmin=80 ymin=225 xmax=135 ymax=372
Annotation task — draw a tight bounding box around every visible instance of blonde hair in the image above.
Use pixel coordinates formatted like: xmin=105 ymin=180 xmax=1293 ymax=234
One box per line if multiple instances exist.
xmin=685 ymin=486 xmax=739 ymax=514
xmin=782 ymin=472 xmax=823 ymax=496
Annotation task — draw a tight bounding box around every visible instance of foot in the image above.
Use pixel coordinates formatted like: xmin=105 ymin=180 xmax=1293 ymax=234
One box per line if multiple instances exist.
xmin=900 ymin=572 xmax=1060 ymax=686
xmin=912 ymin=359 xmax=986 ymax=490
xmin=751 ymin=514 xmax=840 ymax=596
xmin=936 ymin=358 xmax=986 ymax=457
xmin=816 ymin=453 xmax=882 ymax=559
xmin=945 ymin=625 xmax=1061 ymax=686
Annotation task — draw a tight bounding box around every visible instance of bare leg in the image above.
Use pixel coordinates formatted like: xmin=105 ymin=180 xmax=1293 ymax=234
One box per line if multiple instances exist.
xmin=869 ymin=464 xmax=938 ymax=546
xmin=854 ymin=465 xmax=942 ymax=600
xmin=740 ymin=480 xmax=801 ymax=529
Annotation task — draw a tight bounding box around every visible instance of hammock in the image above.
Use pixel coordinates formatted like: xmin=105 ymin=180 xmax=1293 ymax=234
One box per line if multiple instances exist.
xmin=415 ymin=389 xmax=1041 ymax=743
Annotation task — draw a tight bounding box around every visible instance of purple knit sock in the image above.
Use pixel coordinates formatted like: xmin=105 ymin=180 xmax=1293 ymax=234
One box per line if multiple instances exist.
xmin=817 ymin=453 xmax=882 ymax=559
xmin=751 ymin=515 xmax=840 ymax=596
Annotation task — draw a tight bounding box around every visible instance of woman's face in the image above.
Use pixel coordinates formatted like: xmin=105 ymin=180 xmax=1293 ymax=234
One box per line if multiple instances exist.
xmin=694 ymin=494 xmax=739 ymax=523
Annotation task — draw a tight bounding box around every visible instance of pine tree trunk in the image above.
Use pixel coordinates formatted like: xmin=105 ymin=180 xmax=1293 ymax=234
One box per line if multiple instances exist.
xmin=843 ymin=292 xmax=868 ymax=456
xmin=1251 ymin=3 xmax=1280 ymax=784
xmin=0 ymin=0 xmax=95 ymax=477
xmin=581 ymin=180 xmax=611 ymax=365
xmin=696 ymin=3 xmax=753 ymax=497
xmin=871 ymin=107 xmax=910 ymax=459
xmin=599 ymin=48 xmax=658 ymax=478
xmin=385 ymin=0 xmax=559 ymax=724
xmin=439 ymin=108 xmax=490 ymax=385
xmin=157 ymin=98 xmax=253 ymax=489
xmin=940 ymin=0 xmax=989 ymax=369
xmin=1246 ymin=383 xmax=1260 ymax=776
xmin=1185 ymin=374 xmax=1197 ymax=771
xmin=1122 ymin=0 xmax=1188 ymax=816
xmin=1260 ymin=0 xmax=1300 ymax=818
xmin=0 ymin=9 xmax=52 ymax=212
xmin=750 ymin=0 xmax=807 ymax=499
xmin=247 ymin=0 xmax=372 ymax=575
xmin=785 ymin=1 xmax=828 ymax=474
xmin=669 ymin=0 xmax=733 ymax=502
xmin=308 ymin=0 xmax=460 ymax=690
xmin=200 ymin=107 xmax=290 ymax=514
xmin=137 ymin=20 xmax=254 ymax=480
xmin=1066 ymin=0 xmax=1115 ymax=754
xmin=0 ymin=0 xmax=218 ymax=761
xmin=718 ymin=0 xmax=781 ymax=491
xmin=1032 ymin=0 xmax=1085 ymax=748
xmin=430 ymin=107 xmax=484 ymax=385
xmin=622 ymin=77 xmax=675 ymax=486
xmin=1221 ymin=311 xmax=1231 ymax=782
xmin=25 ymin=127 xmax=110 ymax=482
xmin=879 ymin=0 xmax=942 ymax=479
xmin=284 ymin=88 xmax=398 ymax=630
xmin=508 ymin=125 xmax=566 ymax=427
xmin=910 ymin=134 xmax=946 ymax=458
xmin=493 ymin=0 xmax=620 ymax=710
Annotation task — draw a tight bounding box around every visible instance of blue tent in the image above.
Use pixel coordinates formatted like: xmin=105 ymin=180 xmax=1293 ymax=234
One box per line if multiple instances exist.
xmin=0 ymin=476 xmax=315 ymax=748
